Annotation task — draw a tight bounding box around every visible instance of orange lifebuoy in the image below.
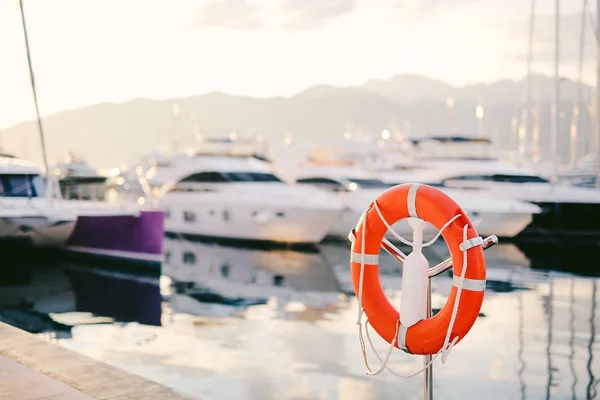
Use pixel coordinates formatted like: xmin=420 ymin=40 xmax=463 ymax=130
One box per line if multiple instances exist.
xmin=351 ymin=183 xmax=486 ymax=355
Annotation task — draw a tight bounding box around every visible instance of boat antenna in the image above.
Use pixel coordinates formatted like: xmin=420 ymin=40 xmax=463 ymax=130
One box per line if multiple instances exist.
xmin=18 ymin=0 xmax=51 ymax=180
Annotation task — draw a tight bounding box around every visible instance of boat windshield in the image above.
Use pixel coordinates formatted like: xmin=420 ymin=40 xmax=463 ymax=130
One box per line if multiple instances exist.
xmin=0 ymin=174 xmax=45 ymax=197
xmin=444 ymin=174 xmax=550 ymax=184
xmin=222 ymin=172 xmax=283 ymax=182
xmin=179 ymin=171 xmax=283 ymax=184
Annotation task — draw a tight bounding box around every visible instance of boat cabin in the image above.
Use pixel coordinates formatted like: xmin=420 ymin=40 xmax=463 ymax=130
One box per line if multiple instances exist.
xmin=0 ymin=154 xmax=46 ymax=198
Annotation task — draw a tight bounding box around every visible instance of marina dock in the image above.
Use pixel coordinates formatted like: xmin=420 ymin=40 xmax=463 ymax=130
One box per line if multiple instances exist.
xmin=0 ymin=322 xmax=194 ymax=400
xmin=2 ymin=1 xmax=600 ymax=398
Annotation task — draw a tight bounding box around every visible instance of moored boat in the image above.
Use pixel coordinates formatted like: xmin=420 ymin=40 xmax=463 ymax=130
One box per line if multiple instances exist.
xmin=109 ymin=139 xmax=344 ymax=246
xmin=0 ymin=153 xmax=164 ymax=264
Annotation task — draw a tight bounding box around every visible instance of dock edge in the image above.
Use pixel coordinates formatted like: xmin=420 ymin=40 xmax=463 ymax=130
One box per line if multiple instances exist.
xmin=0 ymin=321 xmax=197 ymax=400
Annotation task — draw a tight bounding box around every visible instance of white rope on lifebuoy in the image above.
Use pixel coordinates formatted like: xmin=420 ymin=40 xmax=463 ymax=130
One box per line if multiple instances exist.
xmin=355 ymin=200 xmax=484 ymax=378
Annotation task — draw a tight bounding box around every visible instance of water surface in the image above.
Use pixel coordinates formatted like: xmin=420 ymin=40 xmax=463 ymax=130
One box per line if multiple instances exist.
xmin=0 ymin=237 xmax=598 ymax=399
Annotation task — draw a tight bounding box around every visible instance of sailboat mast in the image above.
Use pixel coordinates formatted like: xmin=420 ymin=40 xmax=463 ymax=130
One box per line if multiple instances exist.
xmin=18 ymin=0 xmax=50 ymax=179
xmin=571 ymin=0 xmax=588 ymax=168
xmin=551 ymin=0 xmax=560 ymax=185
xmin=522 ymin=0 xmax=536 ymax=158
xmin=596 ymin=0 xmax=600 ymax=187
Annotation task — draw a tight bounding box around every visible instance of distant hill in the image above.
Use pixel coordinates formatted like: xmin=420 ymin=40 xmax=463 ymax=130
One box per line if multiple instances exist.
xmin=0 ymin=74 xmax=595 ymax=168
xmin=359 ymin=74 xmax=454 ymax=103
xmin=357 ymin=74 xmax=594 ymax=104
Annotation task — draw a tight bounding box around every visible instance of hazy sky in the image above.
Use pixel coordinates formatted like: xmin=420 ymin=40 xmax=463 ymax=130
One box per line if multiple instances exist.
xmin=0 ymin=0 xmax=597 ymax=130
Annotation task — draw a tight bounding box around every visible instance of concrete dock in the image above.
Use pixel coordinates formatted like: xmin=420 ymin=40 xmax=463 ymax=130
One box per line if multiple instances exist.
xmin=0 ymin=322 xmax=196 ymax=399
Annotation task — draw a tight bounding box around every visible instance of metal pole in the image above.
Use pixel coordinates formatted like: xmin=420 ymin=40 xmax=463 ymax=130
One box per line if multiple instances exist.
xmin=424 ymin=280 xmax=433 ymax=400
xmin=570 ymin=0 xmax=588 ymax=168
xmin=18 ymin=0 xmax=50 ymax=182
xmin=532 ymin=87 xmax=542 ymax=161
xmin=522 ymin=0 xmax=536 ymax=158
xmin=595 ymin=0 xmax=600 ymax=188
xmin=551 ymin=0 xmax=560 ymax=186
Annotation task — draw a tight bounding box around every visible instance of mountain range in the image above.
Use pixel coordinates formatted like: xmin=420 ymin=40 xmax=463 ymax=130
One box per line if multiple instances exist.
xmin=1 ymin=73 xmax=595 ymax=168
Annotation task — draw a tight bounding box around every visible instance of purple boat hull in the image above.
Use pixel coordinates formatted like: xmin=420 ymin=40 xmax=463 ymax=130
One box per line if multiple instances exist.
xmin=65 ymin=210 xmax=165 ymax=263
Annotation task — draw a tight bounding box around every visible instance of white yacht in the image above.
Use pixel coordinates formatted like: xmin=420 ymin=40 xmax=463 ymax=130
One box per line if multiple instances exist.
xmin=52 ymin=153 xmax=108 ymax=201
xmin=110 ymin=142 xmax=344 ymax=245
xmin=554 ymin=153 xmax=598 ymax=188
xmin=0 ymin=154 xmax=77 ymax=245
xmin=290 ymin=163 xmax=541 ymax=240
xmin=427 ymin=164 xmax=600 ymax=238
xmin=371 ymin=136 xmax=600 ymax=238
xmin=0 ymin=153 xmax=165 ymax=264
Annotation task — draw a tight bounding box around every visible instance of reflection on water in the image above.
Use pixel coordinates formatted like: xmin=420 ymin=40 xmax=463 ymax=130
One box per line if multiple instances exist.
xmin=67 ymin=266 xmax=161 ymax=327
xmin=161 ymin=237 xmax=342 ymax=320
xmin=0 ymin=238 xmax=598 ymax=399
xmin=0 ymin=247 xmax=162 ymax=336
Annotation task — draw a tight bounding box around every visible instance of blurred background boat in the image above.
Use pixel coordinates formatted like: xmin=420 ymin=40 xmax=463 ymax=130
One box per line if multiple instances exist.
xmin=279 ymin=135 xmax=600 ymax=242
xmin=277 ymin=140 xmax=542 ymax=241
xmin=52 ymin=152 xmax=108 ymax=201
xmin=107 ymin=137 xmax=344 ymax=246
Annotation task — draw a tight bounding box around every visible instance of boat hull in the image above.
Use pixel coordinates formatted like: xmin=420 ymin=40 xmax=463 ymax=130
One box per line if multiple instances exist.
xmin=65 ymin=209 xmax=165 ymax=264
xmin=328 ymin=208 xmax=533 ymax=240
xmin=163 ymin=202 xmax=340 ymax=245
xmin=518 ymin=201 xmax=600 ymax=240
xmin=17 ymin=219 xmax=77 ymax=247
xmin=2 ymin=216 xmax=77 ymax=247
